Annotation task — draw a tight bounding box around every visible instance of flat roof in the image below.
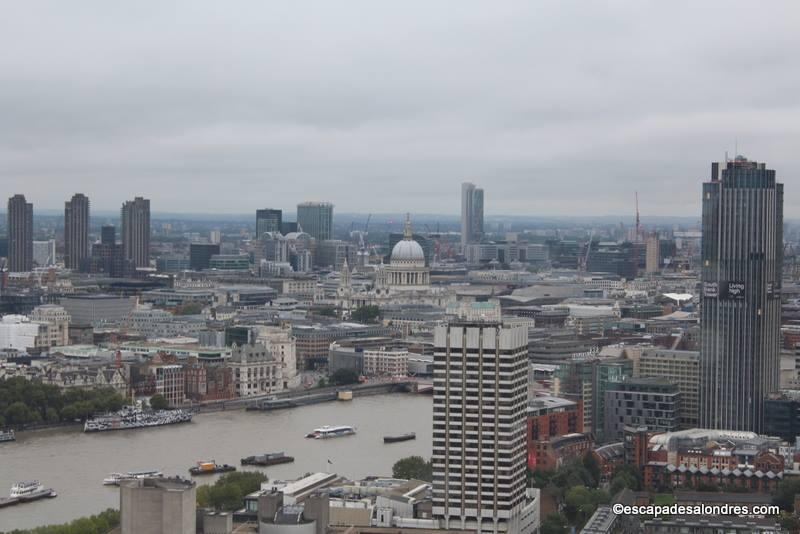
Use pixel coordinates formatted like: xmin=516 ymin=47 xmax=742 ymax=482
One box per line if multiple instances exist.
xmin=282 ymin=472 xmax=336 ymax=497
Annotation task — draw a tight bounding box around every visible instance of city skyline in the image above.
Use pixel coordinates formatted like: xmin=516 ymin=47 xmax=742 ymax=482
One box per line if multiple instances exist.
xmin=2 ymin=2 xmax=800 ymax=532
xmin=1 ymin=2 xmax=799 ymax=216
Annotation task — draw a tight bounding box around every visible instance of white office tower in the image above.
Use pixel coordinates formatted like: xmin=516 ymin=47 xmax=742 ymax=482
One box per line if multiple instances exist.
xmin=433 ymin=320 xmax=538 ymax=533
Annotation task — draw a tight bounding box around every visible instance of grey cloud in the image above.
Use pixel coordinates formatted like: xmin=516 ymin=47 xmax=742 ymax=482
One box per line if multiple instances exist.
xmin=0 ymin=0 xmax=799 ymax=216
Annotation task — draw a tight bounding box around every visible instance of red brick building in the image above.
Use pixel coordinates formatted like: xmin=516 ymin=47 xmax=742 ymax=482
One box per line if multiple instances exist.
xmin=184 ymin=358 xmax=234 ymax=402
xmin=632 ymin=429 xmax=794 ymax=493
xmin=526 ymin=395 xmax=584 ymax=470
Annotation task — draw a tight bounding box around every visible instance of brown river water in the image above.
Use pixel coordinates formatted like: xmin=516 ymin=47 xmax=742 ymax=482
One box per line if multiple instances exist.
xmin=0 ymin=394 xmax=432 ymax=531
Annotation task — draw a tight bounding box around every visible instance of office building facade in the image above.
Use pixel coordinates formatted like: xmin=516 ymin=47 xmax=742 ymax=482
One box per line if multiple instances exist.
xmin=636 ymin=348 xmax=700 ymax=428
xmin=700 ymin=157 xmax=783 ymax=433
xmin=7 ymin=194 xmax=33 ymax=272
xmin=189 ymin=243 xmax=220 ymax=271
xmin=256 ymin=208 xmax=282 ymax=238
xmin=90 ymin=225 xmax=126 ymax=277
xmin=433 ymin=321 xmax=535 ymax=533
xmin=121 ymin=197 xmax=151 ymax=268
xmin=297 ymin=201 xmax=333 ymax=241
xmin=645 ymin=232 xmax=660 ymax=273
xmin=604 ymin=378 xmax=681 ymax=442
xmin=461 ymin=182 xmax=484 ymax=247
xmin=64 ymin=193 xmax=90 ymax=270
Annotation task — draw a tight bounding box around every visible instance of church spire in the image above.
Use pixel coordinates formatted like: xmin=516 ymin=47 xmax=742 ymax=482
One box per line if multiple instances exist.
xmin=403 ymin=213 xmax=413 ymax=240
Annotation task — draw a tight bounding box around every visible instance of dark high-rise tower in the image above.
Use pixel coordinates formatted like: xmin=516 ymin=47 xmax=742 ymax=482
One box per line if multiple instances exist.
xmin=7 ymin=194 xmax=33 ymax=272
xmin=121 ymin=197 xmax=151 ymax=268
xmin=700 ymin=156 xmax=783 ymax=433
xmin=101 ymin=225 xmax=116 ymax=246
xmin=64 ymin=193 xmax=90 ymax=270
xmin=256 ymin=209 xmax=282 ymax=238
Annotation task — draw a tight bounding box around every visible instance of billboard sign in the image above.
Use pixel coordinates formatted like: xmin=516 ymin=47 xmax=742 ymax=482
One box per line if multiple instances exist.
xmin=723 ymin=281 xmax=746 ymax=300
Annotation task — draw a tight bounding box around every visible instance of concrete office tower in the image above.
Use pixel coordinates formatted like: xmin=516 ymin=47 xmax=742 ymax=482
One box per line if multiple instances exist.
xmin=120 ymin=477 xmax=196 ymax=534
xmin=64 ymin=193 xmax=90 ymax=270
xmin=256 ymin=208 xmax=282 ymax=238
xmin=7 ymin=194 xmax=33 ymax=272
xmin=433 ymin=320 xmax=536 ymax=533
xmin=700 ymin=156 xmax=783 ymax=433
xmin=645 ymin=232 xmax=660 ymax=273
xmin=121 ymin=197 xmax=151 ymax=268
xmin=461 ymin=182 xmax=484 ymax=247
xmin=297 ymin=201 xmax=333 ymax=241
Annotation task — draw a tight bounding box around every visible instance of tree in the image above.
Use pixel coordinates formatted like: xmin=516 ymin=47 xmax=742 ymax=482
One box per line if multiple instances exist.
xmin=774 ymin=479 xmax=800 ymax=512
xmin=5 ymin=508 xmax=120 ymax=534
xmin=316 ymin=307 xmax=337 ymax=317
xmin=563 ymin=485 xmax=610 ymax=527
xmin=778 ymin=513 xmax=800 ymax=533
xmin=197 ymin=471 xmax=268 ymax=511
xmin=330 ymin=368 xmax=359 ymax=386
xmin=540 ymin=513 xmax=568 ymax=534
xmin=528 ymin=468 xmax=555 ymax=489
xmin=149 ymin=394 xmax=169 ymax=410
xmin=173 ymin=302 xmax=204 ymax=315
xmin=582 ymin=452 xmax=601 ymax=488
xmin=4 ymin=401 xmax=33 ymax=427
xmin=0 ymin=377 xmax=126 ymax=427
xmin=610 ymin=464 xmax=642 ymax=495
xmin=351 ymin=305 xmax=381 ymax=324
xmin=392 ymin=456 xmax=433 ymax=482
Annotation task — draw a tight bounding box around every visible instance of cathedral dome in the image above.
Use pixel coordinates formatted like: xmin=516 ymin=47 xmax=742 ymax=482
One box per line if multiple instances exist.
xmin=391 ymin=239 xmax=425 ymax=263
xmin=390 ymin=214 xmax=425 ymax=265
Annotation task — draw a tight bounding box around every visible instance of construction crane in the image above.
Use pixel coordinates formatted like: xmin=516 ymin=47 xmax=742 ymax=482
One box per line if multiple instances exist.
xmin=582 ymin=229 xmax=595 ymax=272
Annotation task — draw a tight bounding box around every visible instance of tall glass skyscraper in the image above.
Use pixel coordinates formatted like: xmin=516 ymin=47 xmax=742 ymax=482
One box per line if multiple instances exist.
xmin=700 ymin=156 xmax=783 ymax=433
xmin=297 ymin=201 xmax=333 ymax=241
xmin=256 ymin=208 xmax=282 ymax=238
xmin=461 ymin=182 xmax=484 ymax=247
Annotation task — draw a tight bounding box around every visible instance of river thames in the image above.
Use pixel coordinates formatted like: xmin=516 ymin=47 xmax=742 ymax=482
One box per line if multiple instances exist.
xmin=0 ymin=393 xmax=432 ymax=531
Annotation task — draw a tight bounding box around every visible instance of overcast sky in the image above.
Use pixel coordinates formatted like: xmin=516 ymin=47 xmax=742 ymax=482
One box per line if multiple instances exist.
xmin=1 ymin=1 xmax=799 ymax=217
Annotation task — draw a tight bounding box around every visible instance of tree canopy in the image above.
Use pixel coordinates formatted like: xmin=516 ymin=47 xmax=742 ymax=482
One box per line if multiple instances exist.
xmin=540 ymin=513 xmax=568 ymax=534
xmin=392 ymin=456 xmax=433 ymax=482
xmin=0 ymin=377 xmax=126 ymax=429
xmin=774 ymin=479 xmax=800 ymax=512
xmin=351 ymin=305 xmax=381 ymax=324
xmin=196 ymin=471 xmax=268 ymax=511
xmin=149 ymin=393 xmax=169 ymax=410
xmin=5 ymin=508 xmax=119 ymax=534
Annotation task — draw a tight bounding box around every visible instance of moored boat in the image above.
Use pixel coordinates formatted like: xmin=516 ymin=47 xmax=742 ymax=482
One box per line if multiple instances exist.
xmin=0 ymin=481 xmax=57 ymax=508
xmin=305 ymin=425 xmax=356 ymax=439
xmin=189 ymin=461 xmax=236 ymax=476
xmin=383 ymin=432 xmax=416 ymax=443
xmin=0 ymin=429 xmax=15 ymax=443
xmin=241 ymin=452 xmax=295 ymax=466
xmin=85 ymin=405 xmax=192 ymax=433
